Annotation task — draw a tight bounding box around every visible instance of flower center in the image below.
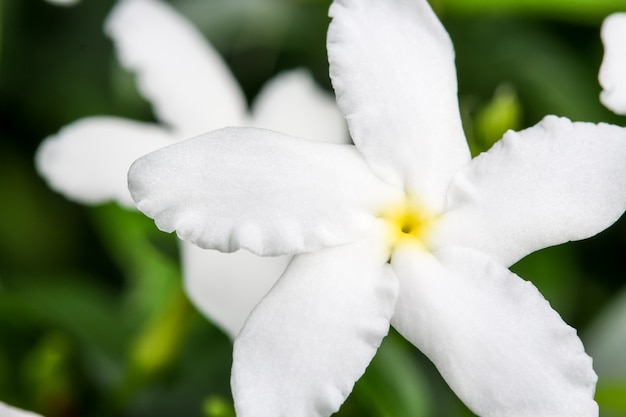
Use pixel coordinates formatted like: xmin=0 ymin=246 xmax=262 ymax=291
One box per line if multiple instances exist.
xmin=380 ymin=197 xmax=435 ymax=252
xmin=397 ymin=211 xmax=423 ymax=236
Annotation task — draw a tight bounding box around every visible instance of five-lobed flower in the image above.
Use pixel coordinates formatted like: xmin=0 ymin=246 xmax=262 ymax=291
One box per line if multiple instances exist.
xmin=129 ymin=0 xmax=626 ymax=416
xmin=35 ymin=0 xmax=347 ymax=339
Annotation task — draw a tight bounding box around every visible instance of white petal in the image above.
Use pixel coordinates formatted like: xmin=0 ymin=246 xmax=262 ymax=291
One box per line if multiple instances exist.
xmin=0 ymin=403 xmax=43 ymax=417
xmin=36 ymin=117 xmax=173 ymax=208
xmin=391 ymin=245 xmax=598 ymax=417
xmin=129 ymin=127 xmax=402 ymax=256
xmin=599 ymin=13 xmax=626 ymax=115
xmin=183 ymin=71 xmax=348 ymax=337
xmin=432 ymin=115 xmax=626 ymax=267
xmin=181 ymin=241 xmax=290 ymax=339
xmin=105 ymin=0 xmax=247 ymax=136
xmin=232 ymin=227 xmax=398 ymax=417
xmin=251 ymin=69 xmax=349 ymax=144
xmin=327 ymin=0 xmax=470 ymax=211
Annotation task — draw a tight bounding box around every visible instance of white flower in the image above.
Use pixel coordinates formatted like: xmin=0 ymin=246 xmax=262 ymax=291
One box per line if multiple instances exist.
xmin=128 ymin=0 xmax=626 ymax=416
xmin=35 ymin=0 xmax=347 ymax=338
xmin=0 ymin=403 xmax=42 ymax=417
xmin=600 ymin=12 xmax=626 ymax=115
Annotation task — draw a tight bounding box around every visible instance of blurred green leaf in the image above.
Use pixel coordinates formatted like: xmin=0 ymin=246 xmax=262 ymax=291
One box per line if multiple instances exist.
xmin=437 ymin=0 xmax=626 ymax=23
xmin=585 ymin=287 xmax=626 ymax=380
xmin=203 ymin=395 xmax=236 ymax=417
xmin=473 ymin=84 xmax=522 ymax=152
xmin=595 ymin=382 xmax=626 ymax=416
xmin=123 ymin=320 xmax=233 ymax=417
xmin=450 ymin=18 xmax=609 ymax=124
xmin=22 ymin=332 xmax=75 ymax=416
xmin=129 ymin=288 xmax=194 ymax=383
xmin=0 ymin=147 xmax=82 ymax=273
xmin=89 ymin=204 xmax=181 ymax=322
xmin=351 ymin=331 xmax=431 ymax=417
xmin=88 ymin=205 xmax=197 ymax=408
xmin=0 ymin=277 xmax=127 ymax=367
xmin=511 ymin=245 xmax=583 ymax=320
xmin=1 ymin=0 xmax=117 ymax=128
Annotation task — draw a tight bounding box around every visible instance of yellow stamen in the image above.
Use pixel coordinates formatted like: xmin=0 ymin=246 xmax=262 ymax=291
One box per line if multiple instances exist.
xmin=379 ymin=197 xmax=436 ymax=252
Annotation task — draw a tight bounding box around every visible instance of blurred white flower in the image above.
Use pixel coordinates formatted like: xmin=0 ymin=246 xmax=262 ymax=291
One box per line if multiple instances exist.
xmin=35 ymin=0 xmax=347 ymax=338
xmin=599 ymin=13 xmax=626 ymax=115
xmin=44 ymin=0 xmax=80 ymax=6
xmin=0 ymin=402 xmax=42 ymax=417
xmin=129 ymin=0 xmax=626 ymax=416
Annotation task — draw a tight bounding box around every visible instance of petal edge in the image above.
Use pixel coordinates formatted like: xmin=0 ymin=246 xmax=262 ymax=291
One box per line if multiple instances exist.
xmin=391 ymin=246 xmax=598 ymax=417
xmin=129 ymin=127 xmax=403 ymax=256
xmin=433 ymin=115 xmax=626 ymax=266
xmin=233 ymin=227 xmax=398 ymax=417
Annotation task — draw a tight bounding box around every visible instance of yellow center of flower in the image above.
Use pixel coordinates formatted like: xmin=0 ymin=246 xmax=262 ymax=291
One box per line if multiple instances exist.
xmin=380 ymin=197 xmax=436 ymax=252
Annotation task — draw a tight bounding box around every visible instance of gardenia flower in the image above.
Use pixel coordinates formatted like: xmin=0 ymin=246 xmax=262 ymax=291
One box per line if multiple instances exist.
xmin=599 ymin=13 xmax=626 ymax=115
xmin=35 ymin=0 xmax=346 ymax=338
xmin=128 ymin=0 xmax=626 ymax=416
xmin=0 ymin=403 xmax=42 ymax=417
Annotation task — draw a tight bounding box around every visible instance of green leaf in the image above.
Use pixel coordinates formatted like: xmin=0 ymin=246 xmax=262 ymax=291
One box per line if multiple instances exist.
xmin=595 ymin=382 xmax=626 ymax=415
xmin=129 ymin=288 xmax=195 ymax=380
xmin=510 ymin=245 xmax=582 ymax=319
xmin=88 ymin=205 xmax=197 ymax=407
xmin=89 ymin=204 xmax=181 ymax=322
xmin=203 ymin=396 xmax=236 ymax=417
xmin=436 ymin=0 xmax=626 ymax=23
xmin=21 ymin=332 xmax=76 ymax=415
xmin=471 ymin=84 xmax=523 ymax=155
xmin=0 ymin=275 xmax=128 ymax=389
xmin=450 ymin=17 xmax=610 ymax=124
xmin=351 ymin=331 xmax=431 ymax=417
